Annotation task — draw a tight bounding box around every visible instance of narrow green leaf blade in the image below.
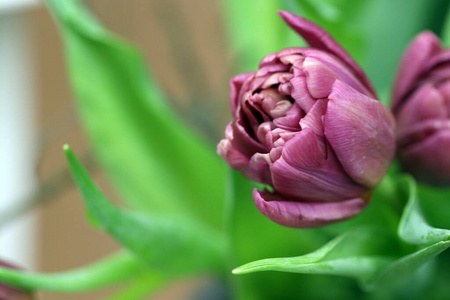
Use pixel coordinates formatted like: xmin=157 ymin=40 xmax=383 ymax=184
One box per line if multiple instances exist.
xmin=44 ymin=0 xmax=225 ymax=229
xmin=233 ymin=227 xmax=394 ymax=283
xmin=0 ymin=251 xmax=142 ymax=292
xmin=365 ymin=241 xmax=450 ymax=290
xmin=64 ymin=146 xmax=225 ymax=274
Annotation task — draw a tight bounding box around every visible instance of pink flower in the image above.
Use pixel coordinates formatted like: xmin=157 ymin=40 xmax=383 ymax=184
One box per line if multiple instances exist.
xmin=218 ymin=11 xmax=395 ymax=228
xmin=392 ymin=31 xmax=450 ymax=186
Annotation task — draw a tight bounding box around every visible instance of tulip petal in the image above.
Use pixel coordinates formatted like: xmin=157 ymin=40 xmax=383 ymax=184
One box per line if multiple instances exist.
xmin=303 ymin=57 xmax=338 ymax=98
xmin=230 ymin=72 xmax=254 ymax=115
xmin=253 ymin=188 xmax=368 ymax=228
xmin=400 ymin=129 xmax=450 ymax=186
xmin=423 ymin=49 xmax=450 ymax=72
xmin=278 ymin=10 xmax=376 ymax=97
xmin=426 ymin=63 xmax=450 ymax=87
xmin=299 ymin=98 xmax=327 ymax=137
xmin=325 ymin=81 xmax=395 ymax=188
xmin=248 ymin=153 xmax=273 ymax=184
xmin=392 ymin=31 xmax=442 ymax=110
xmin=270 ymin=128 xmax=366 ymax=202
xmin=307 ymin=52 xmax=373 ymax=97
xmin=290 ymin=75 xmax=316 ymax=112
xmin=273 ymin=103 xmax=303 ymax=131
xmin=229 ymin=120 xmax=267 ymax=157
xmin=437 ymin=81 xmax=450 ymax=112
xmin=397 ymin=119 xmax=450 ymax=149
xmin=217 ymin=138 xmax=250 ymax=170
xmin=396 ymin=84 xmax=447 ymax=130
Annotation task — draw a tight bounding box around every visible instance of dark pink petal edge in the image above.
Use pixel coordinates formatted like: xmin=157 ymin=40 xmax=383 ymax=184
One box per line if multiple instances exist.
xmin=278 ymin=10 xmax=376 ymax=98
xmin=400 ymin=129 xmax=450 ymax=186
xmin=392 ymin=31 xmax=442 ymax=111
xmin=254 ymin=188 xmax=368 ymax=228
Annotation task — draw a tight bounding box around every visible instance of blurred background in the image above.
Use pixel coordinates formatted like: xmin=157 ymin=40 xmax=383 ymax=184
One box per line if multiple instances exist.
xmin=0 ymin=0 xmax=230 ymax=299
xmin=1 ymin=0 xmax=450 ymax=299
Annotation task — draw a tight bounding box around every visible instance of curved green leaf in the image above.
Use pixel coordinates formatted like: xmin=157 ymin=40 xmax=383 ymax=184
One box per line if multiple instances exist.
xmin=0 ymin=251 xmax=142 ymax=292
xmin=44 ymin=0 xmax=225 ymax=229
xmin=233 ymin=227 xmax=394 ymax=283
xmin=365 ymin=240 xmax=450 ymax=290
xmin=64 ymin=146 xmax=225 ymax=275
xmin=398 ymin=176 xmax=450 ymax=245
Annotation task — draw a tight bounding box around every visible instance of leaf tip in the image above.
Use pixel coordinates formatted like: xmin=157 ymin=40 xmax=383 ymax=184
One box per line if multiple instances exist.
xmin=231 ymin=267 xmax=246 ymax=275
xmin=63 ymin=144 xmax=70 ymax=151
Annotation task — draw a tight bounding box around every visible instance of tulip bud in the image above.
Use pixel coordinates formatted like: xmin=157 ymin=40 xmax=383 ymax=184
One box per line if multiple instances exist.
xmin=392 ymin=31 xmax=450 ymax=186
xmin=218 ymin=11 xmax=396 ymax=228
xmin=0 ymin=260 xmax=33 ymax=300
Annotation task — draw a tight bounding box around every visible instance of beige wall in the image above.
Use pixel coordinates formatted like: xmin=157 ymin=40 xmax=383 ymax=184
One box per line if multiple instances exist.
xmin=30 ymin=0 xmax=230 ymax=299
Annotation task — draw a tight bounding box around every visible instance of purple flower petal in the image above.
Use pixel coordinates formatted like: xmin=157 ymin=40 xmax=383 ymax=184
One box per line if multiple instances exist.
xmin=437 ymin=81 xmax=450 ymax=112
xmin=325 ymin=81 xmax=396 ymax=188
xmin=217 ymin=125 xmax=250 ymax=170
xmin=230 ymin=72 xmax=254 ymax=115
xmin=248 ymin=153 xmax=273 ymax=184
xmin=270 ymin=128 xmax=366 ymax=202
xmin=307 ymin=52 xmax=373 ymax=97
xmin=303 ymin=56 xmax=339 ymax=98
xmin=423 ymin=49 xmax=450 ymax=72
xmin=253 ymin=188 xmax=368 ymax=228
xmin=299 ymin=98 xmax=327 ymax=136
xmin=396 ymin=84 xmax=447 ymax=130
xmin=392 ymin=31 xmax=442 ymax=111
xmin=228 ymin=120 xmax=267 ymax=158
xmin=290 ymin=75 xmax=315 ymax=112
xmin=273 ymin=103 xmax=303 ymax=131
xmin=400 ymin=129 xmax=450 ymax=186
xmin=397 ymin=119 xmax=450 ymax=149
xmin=278 ymin=10 xmax=376 ymax=97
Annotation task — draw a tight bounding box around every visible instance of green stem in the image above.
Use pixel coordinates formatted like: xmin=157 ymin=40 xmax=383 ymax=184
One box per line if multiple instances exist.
xmin=0 ymin=251 xmax=142 ymax=292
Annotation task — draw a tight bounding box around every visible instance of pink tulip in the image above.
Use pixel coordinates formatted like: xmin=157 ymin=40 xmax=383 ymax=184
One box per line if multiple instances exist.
xmin=392 ymin=31 xmax=450 ymax=186
xmin=218 ymin=11 xmax=396 ymax=228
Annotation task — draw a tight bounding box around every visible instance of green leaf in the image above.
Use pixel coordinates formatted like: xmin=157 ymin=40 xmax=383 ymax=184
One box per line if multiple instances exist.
xmin=398 ymin=176 xmax=450 ymax=245
xmin=43 ymin=0 xmax=226 ymax=229
xmin=417 ymin=184 xmax=450 ymax=230
xmin=365 ymin=240 xmax=450 ymax=290
xmin=0 ymin=251 xmax=142 ymax=292
xmin=64 ymin=145 xmax=225 ymax=275
xmin=233 ymin=227 xmax=394 ymax=283
xmin=365 ymin=175 xmax=450 ymax=290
